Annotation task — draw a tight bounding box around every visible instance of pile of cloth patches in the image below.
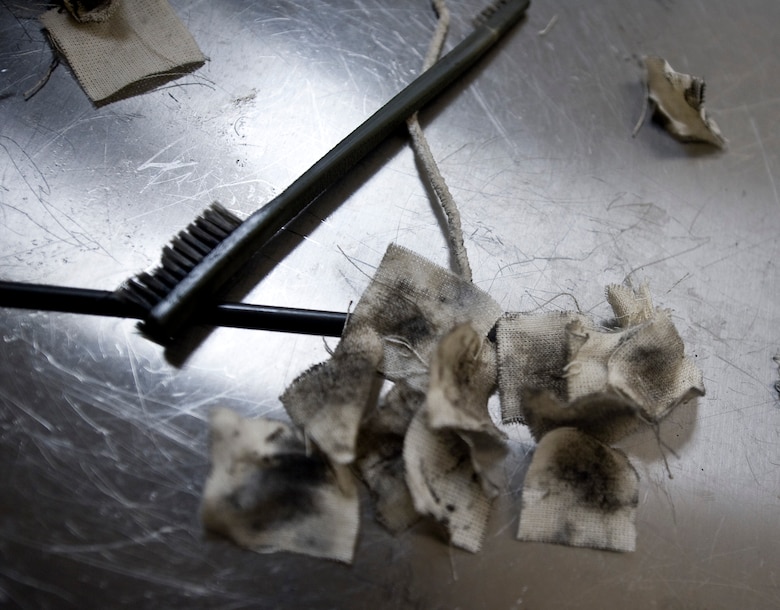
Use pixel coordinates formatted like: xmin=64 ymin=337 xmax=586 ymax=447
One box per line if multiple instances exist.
xmin=201 ymin=244 xmax=704 ymax=563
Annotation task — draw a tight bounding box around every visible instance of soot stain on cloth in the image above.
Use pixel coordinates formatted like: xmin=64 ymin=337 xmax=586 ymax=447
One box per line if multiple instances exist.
xmin=496 ymin=312 xmax=589 ymax=423
xmin=549 ymin=433 xmax=638 ymax=513
xmin=228 ymin=452 xmax=329 ymax=531
xmin=201 ymin=408 xmax=360 ymax=563
xmin=517 ymin=427 xmax=639 ymax=552
xmin=354 ymin=384 xmax=423 ymax=533
xmin=373 ymin=290 xmax=433 ymax=345
xmin=281 ymin=333 xmax=383 ymax=465
xmin=625 ymin=344 xmax=674 ymax=387
xmin=608 ymin=312 xmax=704 ymax=420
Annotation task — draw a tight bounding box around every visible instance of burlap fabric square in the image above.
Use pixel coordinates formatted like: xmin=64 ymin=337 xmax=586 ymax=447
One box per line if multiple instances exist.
xmin=40 ymin=0 xmax=205 ymax=106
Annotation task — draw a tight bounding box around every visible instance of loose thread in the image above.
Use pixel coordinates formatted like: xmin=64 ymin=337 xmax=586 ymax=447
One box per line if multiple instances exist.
xmin=561 ymin=360 xmax=583 ymax=378
xmin=632 ymin=97 xmax=653 ymax=138
xmin=24 ymin=53 xmax=59 ymax=101
xmin=322 ymin=336 xmax=336 ymax=356
xmin=383 ymin=336 xmax=429 ymax=368
xmin=538 ymin=14 xmax=559 ymax=36
xmin=638 ymin=412 xmax=677 ymax=480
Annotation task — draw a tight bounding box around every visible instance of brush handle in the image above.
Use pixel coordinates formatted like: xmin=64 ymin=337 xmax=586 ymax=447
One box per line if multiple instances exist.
xmin=144 ymin=0 xmax=530 ymax=341
xmin=0 ymin=281 xmax=347 ymax=337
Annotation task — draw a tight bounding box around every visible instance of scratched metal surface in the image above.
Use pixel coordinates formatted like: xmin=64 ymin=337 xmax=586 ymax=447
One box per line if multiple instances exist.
xmin=1 ymin=0 xmax=778 ymax=608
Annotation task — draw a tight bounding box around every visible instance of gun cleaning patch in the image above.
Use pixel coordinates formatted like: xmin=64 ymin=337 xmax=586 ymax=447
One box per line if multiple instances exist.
xmin=201 ymin=408 xmax=360 ymax=564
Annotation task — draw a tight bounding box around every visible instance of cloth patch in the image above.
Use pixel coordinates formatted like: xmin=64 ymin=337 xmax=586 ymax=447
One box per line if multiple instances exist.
xmin=354 ymin=384 xmax=422 ymax=533
xmin=582 ymin=284 xmax=704 ymax=421
xmin=641 ymin=56 xmax=726 ymax=148
xmin=425 ymin=323 xmax=507 ymax=498
xmin=521 ymin=388 xmax=640 ymax=444
xmin=40 ymin=0 xmax=205 ymax=106
xmin=201 ymin=408 xmax=359 ymax=564
xmin=404 ymin=410 xmax=492 ymax=553
xmin=497 ymin=284 xmax=704 ymax=427
xmin=282 ymin=244 xmax=501 ymax=466
xmin=517 ymin=427 xmax=639 ymax=552
xmin=496 ymin=311 xmax=588 ymax=423
xmin=363 ymin=244 xmax=503 ymax=384
xmin=607 ymin=310 xmax=704 ymax=421
xmin=605 ymin=282 xmax=655 ymax=328
xmin=281 ymin=332 xmax=383 ymax=465
xmin=401 ymin=324 xmax=505 ymax=552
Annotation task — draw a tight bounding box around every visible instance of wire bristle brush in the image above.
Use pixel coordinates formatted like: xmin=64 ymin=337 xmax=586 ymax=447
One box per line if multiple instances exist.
xmin=120 ymin=0 xmax=531 ymax=343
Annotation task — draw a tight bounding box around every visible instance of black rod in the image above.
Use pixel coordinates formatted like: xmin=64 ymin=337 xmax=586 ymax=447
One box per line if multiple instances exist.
xmin=0 ymin=281 xmax=347 ymax=337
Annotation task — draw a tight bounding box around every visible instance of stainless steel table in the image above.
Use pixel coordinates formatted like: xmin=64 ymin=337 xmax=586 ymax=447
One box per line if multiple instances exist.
xmin=1 ymin=1 xmax=778 ymax=608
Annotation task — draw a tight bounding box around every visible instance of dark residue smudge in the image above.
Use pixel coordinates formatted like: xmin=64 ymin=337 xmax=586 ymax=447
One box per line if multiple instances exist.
xmin=627 ymin=345 xmax=672 ymax=382
xmin=371 ymin=283 xmax=433 ymax=344
xmin=264 ymin=426 xmax=284 ymax=443
xmin=550 ymin=433 xmax=632 ymax=513
xmin=228 ymin=452 xmax=329 ymax=530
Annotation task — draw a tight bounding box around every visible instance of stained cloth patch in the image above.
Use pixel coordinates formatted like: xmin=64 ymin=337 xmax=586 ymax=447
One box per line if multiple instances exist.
xmin=606 ymin=310 xmax=704 ymax=421
xmin=354 ymin=384 xmax=423 ymax=533
xmin=201 ymin=408 xmax=359 ymax=564
xmin=496 ymin=311 xmax=588 ymax=423
xmin=282 ymin=243 xmax=501 ymax=466
xmin=404 ymin=410 xmax=492 ymax=553
xmin=521 ymin=388 xmax=640 ymax=444
xmin=401 ymin=324 xmax=505 ymax=552
xmin=517 ymin=427 xmax=639 ymax=552
xmin=497 ymin=284 xmax=704 ymax=426
xmin=425 ymin=323 xmax=507 ymax=498
xmin=366 ymin=244 xmax=502 ymax=388
xmin=281 ymin=332 xmax=384 ymax=465
xmin=40 ymin=0 xmax=205 ymax=106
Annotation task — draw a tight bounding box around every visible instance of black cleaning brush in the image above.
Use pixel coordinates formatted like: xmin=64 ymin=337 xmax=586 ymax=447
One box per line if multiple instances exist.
xmin=0 ymin=276 xmax=348 ymax=337
xmin=117 ymin=0 xmax=531 ymax=343
xmin=2 ymin=203 xmax=349 ymax=336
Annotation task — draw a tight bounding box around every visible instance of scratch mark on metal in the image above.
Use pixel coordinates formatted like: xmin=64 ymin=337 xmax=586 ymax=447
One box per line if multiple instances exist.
xmin=715 ymin=354 xmax=765 ymax=387
xmin=750 ymin=116 xmax=780 ymax=208
xmin=625 ymin=241 xmax=708 ymax=280
xmin=136 ymin=139 xmax=198 ymax=193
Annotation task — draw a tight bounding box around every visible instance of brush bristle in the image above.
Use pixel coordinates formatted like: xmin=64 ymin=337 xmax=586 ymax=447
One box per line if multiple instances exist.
xmin=473 ymin=0 xmax=512 ymax=26
xmin=116 ymin=203 xmax=243 ymax=310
